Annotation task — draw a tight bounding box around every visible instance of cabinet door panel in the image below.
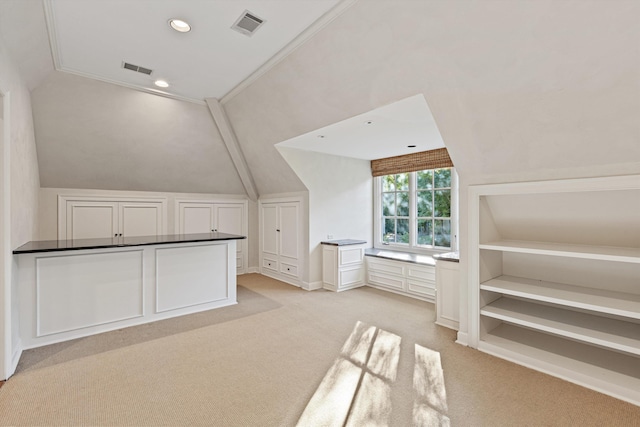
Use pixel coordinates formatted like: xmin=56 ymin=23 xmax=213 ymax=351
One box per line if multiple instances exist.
xmin=261 ymin=204 xmax=278 ymax=257
xmin=215 ymin=204 xmax=243 ymax=235
xmin=120 ymin=203 xmax=162 ymax=237
xmin=67 ymin=201 xmax=118 ymax=239
xmin=180 ymin=204 xmax=214 ymax=234
xmin=279 ymin=203 xmax=299 ymax=260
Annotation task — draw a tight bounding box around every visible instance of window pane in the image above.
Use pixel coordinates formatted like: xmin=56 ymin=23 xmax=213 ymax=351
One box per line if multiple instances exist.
xmin=382 ymin=193 xmax=395 ymax=216
xmin=397 ymin=192 xmax=410 ymax=216
xmin=434 ymin=220 xmax=451 ymax=247
xmin=417 ymin=219 xmax=433 ymax=246
xmin=382 ymin=175 xmax=395 ymax=192
xmin=417 ymin=170 xmax=433 ymax=189
xmin=396 ymin=219 xmax=409 ymax=244
xmin=434 ymin=168 xmax=451 ymax=188
xmin=434 ymin=190 xmax=451 ymax=217
xmin=384 ymin=219 xmax=395 ymax=243
xmin=395 ymin=173 xmax=409 ymax=191
xmin=417 ymin=191 xmax=433 ymax=217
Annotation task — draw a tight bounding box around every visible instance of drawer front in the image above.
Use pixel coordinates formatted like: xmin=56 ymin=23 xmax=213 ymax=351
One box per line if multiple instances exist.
xmin=339 ymin=267 xmax=363 ymax=289
xmin=407 ymin=265 xmax=435 ymax=281
xmin=280 ymin=262 xmax=298 ymax=277
xmin=263 ymin=257 xmax=278 ymax=272
xmin=366 ymin=258 xmax=405 ymax=276
xmin=339 ymin=247 xmax=364 ymax=267
xmin=368 ymin=271 xmax=405 ymax=291
xmin=407 ymin=279 xmax=436 ymax=298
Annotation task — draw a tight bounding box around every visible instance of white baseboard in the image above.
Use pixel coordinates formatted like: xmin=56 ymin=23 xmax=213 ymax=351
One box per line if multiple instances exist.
xmin=303 ymin=281 xmax=323 ymax=291
xmin=456 ymin=332 xmax=468 ymax=346
xmin=7 ymin=341 xmax=22 ymax=379
xmin=247 ymin=267 xmax=259 ymax=274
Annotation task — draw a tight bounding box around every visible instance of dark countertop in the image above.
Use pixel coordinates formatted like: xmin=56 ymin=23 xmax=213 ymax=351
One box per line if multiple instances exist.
xmin=364 ymin=248 xmax=436 ymax=266
xmin=432 ymin=252 xmax=460 ymax=263
xmin=321 ymin=239 xmax=367 ymax=246
xmin=13 ymin=232 xmax=246 ymax=255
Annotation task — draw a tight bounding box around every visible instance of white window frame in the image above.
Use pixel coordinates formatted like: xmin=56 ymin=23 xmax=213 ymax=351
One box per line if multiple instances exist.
xmin=373 ymin=168 xmax=458 ymax=254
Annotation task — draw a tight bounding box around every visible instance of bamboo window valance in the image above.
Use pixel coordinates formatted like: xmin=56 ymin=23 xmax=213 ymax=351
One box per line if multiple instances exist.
xmin=370 ymin=148 xmax=453 ymax=177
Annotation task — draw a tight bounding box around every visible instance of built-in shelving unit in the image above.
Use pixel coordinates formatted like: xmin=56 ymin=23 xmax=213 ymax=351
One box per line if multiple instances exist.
xmin=469 ymin=175 xmax=640 ymax=406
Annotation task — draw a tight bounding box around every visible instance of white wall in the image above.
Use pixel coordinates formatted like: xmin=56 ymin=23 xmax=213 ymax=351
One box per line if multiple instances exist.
xmin=32 ymin=71 xmax=248 ymax=195
xmin=222 ymin=0 xmax=640 ymax=334
xmin=0 ymin=32 xmax=41 ymax=379
xmin=277 ymin=147 xmax=372 ymax=287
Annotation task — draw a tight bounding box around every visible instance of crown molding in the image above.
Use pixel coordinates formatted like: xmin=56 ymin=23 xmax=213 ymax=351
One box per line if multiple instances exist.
xmin=42 ymin=0 xmax=205 ymax=106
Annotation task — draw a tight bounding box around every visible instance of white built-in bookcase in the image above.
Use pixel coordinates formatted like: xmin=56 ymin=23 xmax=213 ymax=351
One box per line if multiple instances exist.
xmin=468 ymin=175 xmax=640 ymax=406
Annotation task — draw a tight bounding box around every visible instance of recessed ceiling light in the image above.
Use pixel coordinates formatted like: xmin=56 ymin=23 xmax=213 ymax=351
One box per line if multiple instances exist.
xmin=154 ymin=80 xmax=169 ymax=88
xmin=365 ymin=120 xmax=373 ymax=125
xmin=317 ymin=135 xmax=325 ymax=139
xmin=169 ymin=19 xmax=191 ymax=33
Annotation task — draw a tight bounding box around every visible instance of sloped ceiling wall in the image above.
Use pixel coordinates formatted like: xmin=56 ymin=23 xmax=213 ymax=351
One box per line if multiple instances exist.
xmin=224 ymin=0 xmax=640 ymax=187
xmin=32 ymin=71 xmax=246 ymax=194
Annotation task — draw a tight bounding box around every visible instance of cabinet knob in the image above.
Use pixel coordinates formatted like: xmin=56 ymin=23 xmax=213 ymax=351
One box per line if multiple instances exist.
xmin=114 ymin=233 xmax=117 ymax=237
xmin=276 ymin=229 xmax=280 ymax=232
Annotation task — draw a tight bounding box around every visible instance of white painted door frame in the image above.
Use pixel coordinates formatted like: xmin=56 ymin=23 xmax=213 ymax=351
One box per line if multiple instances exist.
xmin=0 ymin=90 xmax=12 ymax=379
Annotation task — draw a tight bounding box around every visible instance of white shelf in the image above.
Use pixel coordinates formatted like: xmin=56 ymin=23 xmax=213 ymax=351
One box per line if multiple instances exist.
xmin=479 ymin=240 xmax=640 ymax=264
xmin=480 ymin=324 xmax=640 ymax=406
xmin=481 ymin=297 xmax=640 ymax=356
xmin=480 ymin=275 xmax=640 ymax=320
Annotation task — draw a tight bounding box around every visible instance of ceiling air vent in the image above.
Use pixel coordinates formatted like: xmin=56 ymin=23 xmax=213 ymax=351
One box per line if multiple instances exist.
xmin=231 ymin=10 xmax=265 ymax=36
xmin=122 ymin=62 xmax=153 ymax=75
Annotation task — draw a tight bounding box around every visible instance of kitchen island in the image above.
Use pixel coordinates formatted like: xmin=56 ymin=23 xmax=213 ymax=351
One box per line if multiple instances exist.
xmin=13 ymin=232 xmax=245 ymax=350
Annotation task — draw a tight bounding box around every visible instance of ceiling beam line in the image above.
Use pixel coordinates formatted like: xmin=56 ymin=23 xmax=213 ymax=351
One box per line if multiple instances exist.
xmin=206 ymin=98 xmax=259 ymax=201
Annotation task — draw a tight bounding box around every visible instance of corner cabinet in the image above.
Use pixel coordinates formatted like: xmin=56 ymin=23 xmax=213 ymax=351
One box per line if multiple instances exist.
xmin=259 ymin=197 xmax=302 ymax=286
xmin=468 ymin=175 xmax=640 ymax=406
xmin=175 ymin=199 xmax=248 ymax=274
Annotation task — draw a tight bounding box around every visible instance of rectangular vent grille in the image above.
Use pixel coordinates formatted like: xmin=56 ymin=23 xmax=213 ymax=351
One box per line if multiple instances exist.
xmin=122 ymin=62 xmax=153 ymax=75
xmin=231 ymin=10 xmax=265 ymax=36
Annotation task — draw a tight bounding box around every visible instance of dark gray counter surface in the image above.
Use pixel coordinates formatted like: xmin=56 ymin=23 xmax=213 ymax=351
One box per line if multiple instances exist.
xmin=320 ymin=239 xmax=367 ymax=246
xmin=364 ymin=248 xmax=436 ymax=266
xmin=13 ymin=232 xmax=246 ymax=254
xmin=432 ymin=252 xmax=460 ymax=263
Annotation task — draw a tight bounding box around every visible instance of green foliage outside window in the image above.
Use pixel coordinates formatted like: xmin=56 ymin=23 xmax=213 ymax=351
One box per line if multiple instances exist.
xmin=381 ymin=168 xmax=452 ymax=249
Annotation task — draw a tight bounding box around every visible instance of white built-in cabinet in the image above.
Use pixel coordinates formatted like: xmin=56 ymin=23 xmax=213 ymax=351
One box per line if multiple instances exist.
xmin=469 ymin=175 xmax=640 ymax=406
xmin=322 ymin=242 xmax=367 ymax=292
xmin=59 ymin=196 xmax=167 ymax=240
xmin=175 ymin=199 xmax=248 ymax=274
xmin=435 ymin=259 xmax=460 ymax=330
xmin=366 ymin=256 xmax=436 ymax=302
xmin=259 ymin=197 xmax=301 ymax=286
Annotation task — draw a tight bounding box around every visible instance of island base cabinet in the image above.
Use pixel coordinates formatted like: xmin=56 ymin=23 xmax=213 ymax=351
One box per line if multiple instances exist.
xmin=17 ymin=241 xmax=237 ymax=350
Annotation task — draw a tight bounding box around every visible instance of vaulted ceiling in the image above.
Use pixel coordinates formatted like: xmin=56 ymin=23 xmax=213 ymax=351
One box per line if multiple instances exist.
xmin=1 ymin=0 xmax=638 ymax=196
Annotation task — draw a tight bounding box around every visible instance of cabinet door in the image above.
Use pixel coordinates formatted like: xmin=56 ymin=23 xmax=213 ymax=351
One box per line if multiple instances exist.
xmin=278 ymin=203 xmax=299 ymax=261
xmin=179 ymin=203 xmax=215 ymax=234
xmin=214 ymin=204 xmax=243 ymax=235
xmin=66 ymin=201 xmax=118 ymax=239
xmin=261 ymin=204 xmax=279 ymax=258
xmin=119 ymin=202 xmax=163 ymax=237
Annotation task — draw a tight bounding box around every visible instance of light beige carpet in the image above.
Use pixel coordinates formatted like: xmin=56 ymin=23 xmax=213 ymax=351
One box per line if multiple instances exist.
xmin=0 ymin=273 xmax=638 ymax=426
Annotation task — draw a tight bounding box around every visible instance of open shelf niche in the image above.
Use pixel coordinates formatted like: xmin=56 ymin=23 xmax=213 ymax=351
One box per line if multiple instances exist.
xmin=468 ymin=175 xmax=640 ymax=406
